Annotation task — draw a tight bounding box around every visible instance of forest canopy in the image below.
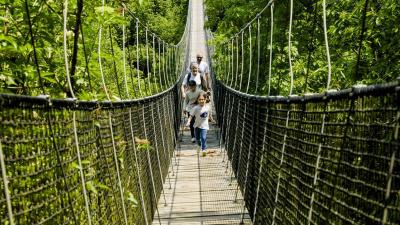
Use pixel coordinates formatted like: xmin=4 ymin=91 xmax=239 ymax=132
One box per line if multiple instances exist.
xmin=205 ymin=0 xmax=400 ymax=95
xmin=0 ymin=0 xmax=189 ymax=99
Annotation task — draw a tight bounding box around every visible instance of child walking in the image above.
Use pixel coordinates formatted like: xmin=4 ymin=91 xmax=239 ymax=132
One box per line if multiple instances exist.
xmin=186 ymin=91 xmax=214 ymax=156
xmin=183 ymin=80 xmax=201 ymax=143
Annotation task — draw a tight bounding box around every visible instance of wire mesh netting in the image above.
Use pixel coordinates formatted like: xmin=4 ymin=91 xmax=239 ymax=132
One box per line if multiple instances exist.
xmin=215 ymin=80 xmax=400 ymax=225
xmin=0 ymin=86 xmax=180 ymax=225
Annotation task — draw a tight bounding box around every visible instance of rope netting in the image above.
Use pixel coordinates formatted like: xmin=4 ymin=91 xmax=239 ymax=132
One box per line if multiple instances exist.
xmin=0 ymin=88 xmax=181 ymax=225
xmin=0 ymin=0 xmax=192 ymax=224
xmin=212 ymin=1 xmax=400 ymax=225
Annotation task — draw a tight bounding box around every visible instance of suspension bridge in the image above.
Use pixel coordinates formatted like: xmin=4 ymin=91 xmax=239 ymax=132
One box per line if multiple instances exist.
xmin=0 ymin=0 xmax=399 ymax=225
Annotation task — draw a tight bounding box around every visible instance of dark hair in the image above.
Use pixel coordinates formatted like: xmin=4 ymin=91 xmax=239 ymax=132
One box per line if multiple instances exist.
xmin=188 ymin=80 xmax=197 ymax=87
xmin=197 ymin=91 xmax=211 ymax=103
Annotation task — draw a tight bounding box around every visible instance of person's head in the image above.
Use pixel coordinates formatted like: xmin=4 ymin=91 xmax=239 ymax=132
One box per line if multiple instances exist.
xmin=188 ymin=80 xmax=197 ymax=92
xmin=196 ymin=53 xmax=203 ymax=63
xmin=197 ymin=91 xmax=207 ymax=106
xmin=190 ymin=62 xmax=199 ymax=74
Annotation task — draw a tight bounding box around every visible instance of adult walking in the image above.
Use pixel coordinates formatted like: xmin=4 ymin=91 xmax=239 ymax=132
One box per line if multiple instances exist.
xmin=181 ymin=62 xmax=208 ymax=99
xmin=196 ymin=53 xmax=211 ymax=90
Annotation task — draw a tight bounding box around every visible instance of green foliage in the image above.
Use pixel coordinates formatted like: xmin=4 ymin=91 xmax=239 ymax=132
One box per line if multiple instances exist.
xmin=0 ymin=0 xmax=188 ymax=98
xmin=207 ymin=0 xmax=400 ymax=95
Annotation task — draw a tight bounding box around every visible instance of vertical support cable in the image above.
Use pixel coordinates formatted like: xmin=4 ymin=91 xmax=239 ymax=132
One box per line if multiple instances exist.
xmin=153 ymin=34 xmax=159 ymax=93
xmin=255 ymin=17 xmax=260 ymax=94
xmin=322 ymin=0 xmax=332 ymax=90
xmin=63 ymin=0 xmax=74 ymax=98
xmin=163 ymin=96 xmax=177 ymax=176
xmin=98 ymin=0 xmax=110 ymax=101
xmin=157 ymin=97 xmax=174 ymax=181
xmin=225 ymin=97 xmax=241 ymax=172
xmin=233 ymin=101 xmax=248 ymax=200
xmin=141 ymin=106 xmax=162 ymax=225
xmin=230 ymin=101 xmax=247 ymax=187
xmin=128 ymin=108 xmax=149 ymax=225
xmin=230 ymin=39 xmax=234 ymax=87
xmin=158 ymin=38 xmax=163 ymax=90
xmin=0 ymin=141 xmax=15 ymax=225
xmin=239 ymin=31 xmax=244 ymax=91
xmin=163 ymin=41 xmax=167 ymax=87
xmin=146 ymin=28 xmax=151 ymax=95
xmin=150 ymin=102 xmax=168 ymax=205
xmin=108 ymin=112 xmax=129 ymax=225
xmin=246 ymin=25 xmax=252 ymax=94
xmin=288 ymin=0 xmax=294 ymax=95
xmin=382 ymin=104 xmax=399 ymax=223
xmin=72 ymin=111 xmax=92 ymax=225
xmin=227 ymin=42 xmax=231 ymax=85
xmin=240 ymin=102 xmax=257 ymax=223
xmin=252 ymin=107 xmax=270 ymax=224
xmin=268 ymin=3 xmax=274 ymax=97
xmin=136 ymin=19 xmax=142 ymax=97
xmin=235 ymin=36 xmax=239 ymax=89
xmin=272 ymin=106 xmax=291 ymax=225
xmin=122 ymin=7 xmax=129 ymax=98
xmin=307 ymin=100 xmax=328 ymax=224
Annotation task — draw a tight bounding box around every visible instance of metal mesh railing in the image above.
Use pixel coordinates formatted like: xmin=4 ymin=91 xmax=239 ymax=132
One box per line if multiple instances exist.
xmin=0 ymin=85 xmax=181 ymax=225
xmin=214 ymin=80 xmax=400 ymax=225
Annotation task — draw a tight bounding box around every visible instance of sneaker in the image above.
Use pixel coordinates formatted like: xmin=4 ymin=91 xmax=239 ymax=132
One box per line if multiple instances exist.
xmin=191 ymin=137 xmax=195 ymax=143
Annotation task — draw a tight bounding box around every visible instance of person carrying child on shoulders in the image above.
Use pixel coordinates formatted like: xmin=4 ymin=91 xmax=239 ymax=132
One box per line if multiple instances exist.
xmin=186 ymin=91 xmax=215 ymax=157
xmin=183 ymin=80 xmax=201 ymax=143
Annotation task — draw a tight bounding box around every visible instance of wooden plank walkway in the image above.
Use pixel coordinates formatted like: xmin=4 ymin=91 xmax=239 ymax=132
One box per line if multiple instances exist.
xmin=151 ymin=123 xmax=252 ymax=224
xmin=151 ymin=0 xmax=252 ymax=223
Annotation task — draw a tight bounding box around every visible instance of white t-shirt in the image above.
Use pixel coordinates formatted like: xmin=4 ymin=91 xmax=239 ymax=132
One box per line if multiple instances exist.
xmin=182 ymin=73 xmax=201 ymax=87
xmin=198 ymin=61 xmax=209 ymax=78
xmin=190 ymin=104 xmax=211 ymax=130
xmin=182 ymin=72 xmax=202 ymax=90
xmin=184 ymin=89 xmax=201 ymax=112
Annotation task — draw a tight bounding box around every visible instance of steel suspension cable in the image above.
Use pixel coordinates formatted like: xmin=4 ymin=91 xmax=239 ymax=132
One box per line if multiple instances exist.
xmin=146 ymin=28 xmax=152 ymax=95
xmin=252 ymin=107 xmax=270 ymax=224
xmin=239 ymin=31 xmax=244 ymax=91
xmin=98 ymin=0 xmax=110 ymax=101
xmin=268 ymin=3 xmax=274 ymax=96
xmin=108 ymin=112 xmax=129 ymax=225
xmin=232 ymin=101 xmax=248 ymax=199
xmin=227 ymin=42 xmax=231 ymax=85
xmin=158 ymin=38 xmax=163 ymax=90
xmin=63 ymin=0 xmax=74 ymax=98
xmin=136 ymin=19 xmax=143 ymax=98
xmin=127 ymin=108 xmax=149 ymax=225
xmin=141 ymin=105 xmax=162 ymax=225
xmin=230 ymin=39 xmax=235 ymax=87
xmin=255 ymin=17 xmax=260 ymax=94
xmin=322 ymin=0 xmax=332 ymax=90
xmin=122 ymin=7 xmax=129 ymax=98
xmin=72 ymin=111 xmax=92 ymax=225
xmin=288 ymin=0 xmax=294 ymax=95
xmin=240 ymin=102 xmax=257 ymax=223
xmin=150 ymin=102 xmax=168 ymax=206
xmin=246 ymin=25 xmax=252 ymax=94
xmin=235 ymin=36 xmax=239 ymax=89
xmin=153 ymin=34 xmax=159 ymax=93
xmin=0 ymin=141 xmax=15 ymax=225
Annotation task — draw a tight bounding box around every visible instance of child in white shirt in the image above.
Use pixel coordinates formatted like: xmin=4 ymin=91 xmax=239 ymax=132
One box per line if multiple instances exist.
xmin=186 ymin=91 xmax=214 ymax=156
